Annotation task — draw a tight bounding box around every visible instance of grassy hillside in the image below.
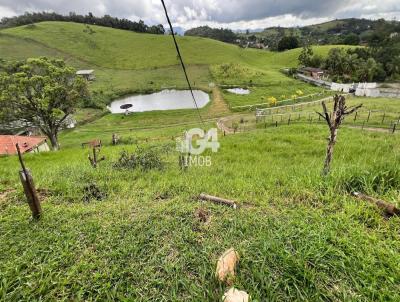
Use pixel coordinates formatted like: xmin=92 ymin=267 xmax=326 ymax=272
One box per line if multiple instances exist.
xmin=0 ymin=22 xmax=339 ymax=109
xmin=243 ymin=18 xmax=400 ymax=48
xmin=1 ymin=122 xmax=400 ymax=301
xmin=1 ymin=21 xmax=400 ymax=300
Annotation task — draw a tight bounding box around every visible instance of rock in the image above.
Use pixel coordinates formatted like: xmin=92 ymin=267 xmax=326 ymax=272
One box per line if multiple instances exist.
xmin=222 ymin=288 xmax=249 ymax=302
xmin=215 ymin=248 xmax=239 ymax=284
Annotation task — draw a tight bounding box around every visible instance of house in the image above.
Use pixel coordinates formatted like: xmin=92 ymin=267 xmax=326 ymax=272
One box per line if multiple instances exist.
xmin=76 ymin=70 xmax=96 ymax=81
xmin=0 ymin=135 xmax=50 ymax=156
xmin=299 ymin=67 xmax=325 ymax=80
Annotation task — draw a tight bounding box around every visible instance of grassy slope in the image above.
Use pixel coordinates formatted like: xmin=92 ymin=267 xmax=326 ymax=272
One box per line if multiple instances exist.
xmin=1 ymin=124 xmax=400 ymax=301
xmin=2 ymin=22 xmax=400 ymax=301
xmin=0 ymin=22 xmax=339 ymax=108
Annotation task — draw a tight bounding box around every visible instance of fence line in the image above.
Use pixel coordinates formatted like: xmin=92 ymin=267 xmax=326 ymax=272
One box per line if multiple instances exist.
xmin=231 ymin=92 xmax=326 ymax=110
xmin=254 ymin=109 xmax=400 ymax=133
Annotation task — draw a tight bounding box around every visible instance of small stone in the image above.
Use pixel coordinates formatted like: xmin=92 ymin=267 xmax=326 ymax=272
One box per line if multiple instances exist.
xmin=222 ymin=288 xmax=249 ymax=302
xmin=215 ymin=248 xmax=239 ymax=285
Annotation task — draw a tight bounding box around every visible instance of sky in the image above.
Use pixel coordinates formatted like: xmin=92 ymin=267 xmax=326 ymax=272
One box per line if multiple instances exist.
xmin=0 ymin=0 xmax=399 ymax=30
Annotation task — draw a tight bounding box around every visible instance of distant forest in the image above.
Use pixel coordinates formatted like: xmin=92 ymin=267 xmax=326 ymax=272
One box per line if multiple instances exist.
xmin=0 ymin=12 xmax=165 ymax=35
xmin=185 ymin=26 xmax=237 ymax=43
xmin=186 ymin=18 xmax=400 ymax=52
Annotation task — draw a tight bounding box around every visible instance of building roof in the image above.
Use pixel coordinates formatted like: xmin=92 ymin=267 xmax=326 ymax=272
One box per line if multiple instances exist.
xmin=0 ymin=135 xmax=47 ymax=155
xmin=76 ymin=70 xmax=94 ymax=75
xmin=301 ymin=67 xmax=324 ymax=73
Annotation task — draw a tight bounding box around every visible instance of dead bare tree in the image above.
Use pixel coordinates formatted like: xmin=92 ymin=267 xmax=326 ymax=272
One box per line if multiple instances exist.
xmin=88 ymin=146 xmax=105 ymax=168
xmin=317 ymin=95 xmax=362 ymax=175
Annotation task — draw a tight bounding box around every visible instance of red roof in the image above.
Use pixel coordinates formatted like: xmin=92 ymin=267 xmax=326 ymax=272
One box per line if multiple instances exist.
xmin=0 ymin=135 xmax=47 ymax=155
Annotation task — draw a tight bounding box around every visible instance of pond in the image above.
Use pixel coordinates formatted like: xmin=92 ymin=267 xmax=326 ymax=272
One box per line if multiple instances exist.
xmin=107 ymin=89 xmax=210 ymax=113
xmin=226 ymin=88 xmax=250 ymax=95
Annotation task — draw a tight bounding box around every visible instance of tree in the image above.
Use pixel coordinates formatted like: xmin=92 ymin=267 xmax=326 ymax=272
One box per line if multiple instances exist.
xmin=298 ymin=45 xmax=314 ymax=66
xmin=277 ymin=36 xmax=299 ymax=51
xmin=342 ymin=33 xmax=360 ymax=45
xmin=0 ymin=57 xmax=89 ymax=150
xmin=317 ymin=95 xmax=362 ymax=175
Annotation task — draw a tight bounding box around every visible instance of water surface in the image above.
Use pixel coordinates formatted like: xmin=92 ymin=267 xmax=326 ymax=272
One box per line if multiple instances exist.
xmin=108 ymin=90 xmax=210 ymax=113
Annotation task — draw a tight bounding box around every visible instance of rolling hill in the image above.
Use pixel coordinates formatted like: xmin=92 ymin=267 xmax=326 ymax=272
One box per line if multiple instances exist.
xmin=1 ymin=21 xmax=400 ymax=302
xmin=0 ymin=21 xmax=339 ymax=108
xmin=242 ymin=18 xmax=400 ymax=49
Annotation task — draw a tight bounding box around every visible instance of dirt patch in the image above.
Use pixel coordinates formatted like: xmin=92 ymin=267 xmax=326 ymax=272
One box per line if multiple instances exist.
xmin=194 ymin=208 xmax=211 ymax=224
xmin=83 ymin=183 xmax=107 ymax=203
xmin=0 ymin=188 xmax=16 ymax=201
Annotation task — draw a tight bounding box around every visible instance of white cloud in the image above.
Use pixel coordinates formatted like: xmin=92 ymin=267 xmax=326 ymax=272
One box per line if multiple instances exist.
xmin=0 ymin=5 xmax=16 ymax=18
xmin=0 ymin=0 xmax=399 ymax=29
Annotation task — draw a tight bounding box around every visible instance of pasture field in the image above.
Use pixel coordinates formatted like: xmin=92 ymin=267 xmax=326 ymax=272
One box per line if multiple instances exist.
xmin=1 ymin=21 xmax=400 ymax=302
xmin=0 ymin=22 xmax=343 ymax=108
xmin=1 ymin=122 xmax=400 ymax=301
xmin=222 ymin=97 xmax=400 ymax=132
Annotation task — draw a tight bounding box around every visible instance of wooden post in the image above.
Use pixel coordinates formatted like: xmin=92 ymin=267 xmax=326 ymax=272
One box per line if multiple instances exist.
xmin=88 ymin=146 xmax=105 ymax=168
xmin=16 ymin=144 xmax=42 ymax=219
xmin=112 ymin=133 xmax=119 ymax=145
xmin=275 ymin=121 xmax=278 ymax=127
xmin=288 ymin=115 xmax=291 ymax=125
xmin=367 ymin=111 xmax=371 ymax=123
xmin=382 ymin=112 xmax=386 ymax=124
xmin=354 ymin=111 xmax=358 ymax=122
xmin=393 ymin=123 xmax=397 ymax=134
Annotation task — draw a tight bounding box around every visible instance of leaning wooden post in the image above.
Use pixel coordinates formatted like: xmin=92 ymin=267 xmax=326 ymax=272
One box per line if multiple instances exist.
xmin=16 ymin=144 xmax=42 ymax=219
xmin=367 ymin=111 xmax=371 ymax=123
xmin=393 ymin=123 xmax=397 ymax=134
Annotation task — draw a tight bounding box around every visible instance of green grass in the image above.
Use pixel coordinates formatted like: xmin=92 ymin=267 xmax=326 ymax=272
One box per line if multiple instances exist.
xmin=0 ymin=22 xmax=344 ymax=109
xmin=223 ymin=97 xmax=400 ymax=132
xmin=1 ymin=124 xmax=400 ymax=301
xmin=1 ymin=21 xmax=400 ymax=301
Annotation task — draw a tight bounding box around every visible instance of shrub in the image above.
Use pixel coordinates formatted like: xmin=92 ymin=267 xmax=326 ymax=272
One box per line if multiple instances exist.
xmin=113 ymin=147 xmax=164 ymax=171
xmin=267 ymin=97 xmax=277 ymax=106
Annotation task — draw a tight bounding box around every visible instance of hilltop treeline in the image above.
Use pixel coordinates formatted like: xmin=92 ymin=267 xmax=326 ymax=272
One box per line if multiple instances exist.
xmin=299 ymin=34 xmax=400 ymax=82
xmin=185 ymin=26 xmax=237 ymax=43
xmin=0 ymin=12 xmax=165 ymax=35
xmin=240 ymin=18 xmax=400 ymax=50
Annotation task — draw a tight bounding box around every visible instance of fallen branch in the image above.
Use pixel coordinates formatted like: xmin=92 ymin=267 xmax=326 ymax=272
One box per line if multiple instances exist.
xmin=199 ymin=193 xmax=237 ymax=209
xmin=352 ymin=192 xmax=400 ymax=216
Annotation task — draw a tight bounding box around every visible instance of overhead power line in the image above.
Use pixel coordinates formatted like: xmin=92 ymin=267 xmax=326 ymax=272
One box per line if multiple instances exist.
xmin=160 ymin=0 xmax=206 ymax=127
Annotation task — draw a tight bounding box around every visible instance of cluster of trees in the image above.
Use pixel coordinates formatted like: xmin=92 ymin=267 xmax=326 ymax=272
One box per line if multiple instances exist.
xmin=299 ymin=36 xmax=400 ymax=82
xmin=0 ymin=57 xmax=89 ymax=150
xmin=185 ymin=26 xmax=238 ymax=43
xmin=277 ymin=36 xmax=299 ymax=51
xmin=0 ymin=12 xmax=165 ymax=35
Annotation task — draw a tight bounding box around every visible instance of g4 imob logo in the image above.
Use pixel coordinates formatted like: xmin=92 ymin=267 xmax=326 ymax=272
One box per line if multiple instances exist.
xmin=176 ymin=128 xmax=220 ymax=167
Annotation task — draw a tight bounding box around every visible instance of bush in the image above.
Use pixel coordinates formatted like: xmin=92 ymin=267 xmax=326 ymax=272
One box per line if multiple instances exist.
xmin=113 ymin=147 xmax=164 ymax=171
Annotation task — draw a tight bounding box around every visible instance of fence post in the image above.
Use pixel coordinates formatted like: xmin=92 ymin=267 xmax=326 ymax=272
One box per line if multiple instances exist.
xmin=382 ymin=112 xmax=386 ymax=124
xmin=16 ymin=144 xmax=42 ymax=220
xmin=354 ymin=111 xmax=358 ymax=122
xmin=367 ymin=111 xmax=371 ymax=123
xmin=288 ymin=114 xmax=291 ymax=125
xmin=393 ymin=123 xmax=397 ymax=134
xmin=275 ymin=121 xmax=278 ymax=127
